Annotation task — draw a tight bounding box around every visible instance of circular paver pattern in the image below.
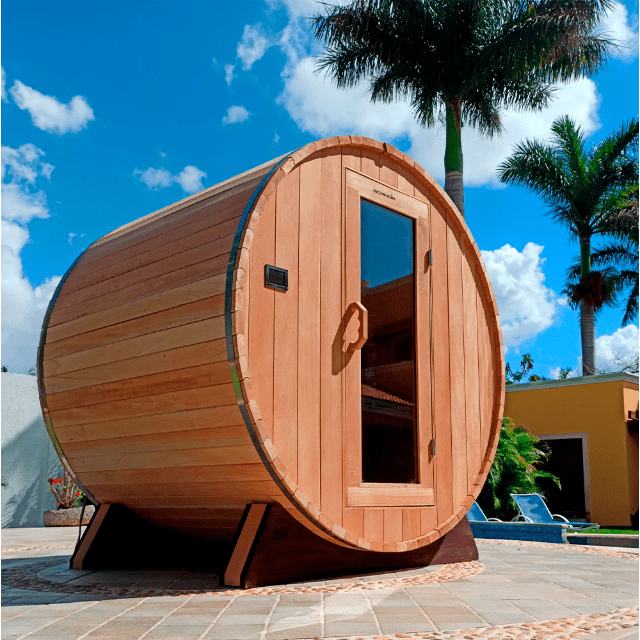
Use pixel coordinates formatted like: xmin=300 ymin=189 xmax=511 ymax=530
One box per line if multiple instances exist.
xmin=1 ymin=558 xmax=485 ymax=597
xmin=318 ymin=607 xmax=639 ymax=639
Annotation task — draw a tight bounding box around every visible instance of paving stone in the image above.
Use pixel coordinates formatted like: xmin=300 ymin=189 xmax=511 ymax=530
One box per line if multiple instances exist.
xmin=143 ymin=625 xmax=212 ymax=640
xmin=450 ymin=601 xmax=536 ymax=626
xmin=278 ymin=592 xmax=323 ymax=602
xmin=203 ymin=623 xmax=265 ymax=639
xmin=324 ymin=620 xmax=381 ymax=635
xmin=507 ymin=598 xmax=581 ymax=619
xmin=265 ymin=622 xmax=324 ymax=639
xmin=214 ymin=613 xmax=273 ymax=624
xmin=162 ymin=613 xmax=220 ymax=625
xmin=378 ymin=618 xmax=437 ymax=634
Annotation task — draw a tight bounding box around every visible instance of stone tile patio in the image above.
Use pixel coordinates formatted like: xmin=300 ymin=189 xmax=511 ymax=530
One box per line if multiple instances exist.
xmin=1 ymin=528 xmax=637 ymax=639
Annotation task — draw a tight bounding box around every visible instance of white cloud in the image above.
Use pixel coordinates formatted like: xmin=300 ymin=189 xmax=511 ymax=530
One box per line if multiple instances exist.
xmin=1 ymin=144 xmax=61 ymax=373
xmin=1 ymin=144 xmax=53 ymax=223
xmin=600 ymin=1 xmax=639 ymax=61
xmin=237 ymin=24 xmax=271 ymax=70
xmin=2 ymin=143 xmax=54 ymax=184
xmin=134 ymin=167 xmax=173 ymax=189
xmin=273 ymin=132 xmax=280 ymax=143
xmin=1 ymin=67 xmax=7 ymax=102
xmin=9 ymin=80 xmax=94 ymax=134
xmin=267 ymin=0 xmax=322 ymax=21
xmin=595 ymin=325 xmax=639 ymax=372
xmin=480 ymin=243 xmax=561 ymax=351
xmin=224 ymin=64 xmax=235 ymax=86
xmin=67 ymin=232 xmax=84 ymax=245
xmin=222 ymin=105 xmax=250 ymax=125
xmin=559 ymin=324 xmax=639 ymax=377
xmin=134 ymin=165 xmax=207 ymax=194
xmin=278 ymin=53 xmax=601 ymax=186
xmin=174 ymin=166 xmax=207 ymax=193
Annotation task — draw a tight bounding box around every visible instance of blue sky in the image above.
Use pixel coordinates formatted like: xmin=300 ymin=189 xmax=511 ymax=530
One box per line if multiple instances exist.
xmin=2 ymin=0 xmax=638 ymax=376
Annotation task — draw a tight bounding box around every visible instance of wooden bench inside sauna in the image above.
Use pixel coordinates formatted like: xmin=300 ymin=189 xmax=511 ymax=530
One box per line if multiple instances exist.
xmin=38 ymin=136 xmax=505 ymax=587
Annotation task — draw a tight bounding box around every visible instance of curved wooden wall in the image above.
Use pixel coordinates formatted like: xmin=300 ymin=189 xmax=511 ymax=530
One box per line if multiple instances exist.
xmin=38 ymin=158 xmax=286 ymax=540
xmin=39 ymin=136 xmax=505 ymax=551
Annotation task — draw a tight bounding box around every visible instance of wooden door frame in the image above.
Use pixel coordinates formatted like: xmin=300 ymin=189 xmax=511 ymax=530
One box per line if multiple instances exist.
xmin=343 ymin=168 xmax=435 ymax=508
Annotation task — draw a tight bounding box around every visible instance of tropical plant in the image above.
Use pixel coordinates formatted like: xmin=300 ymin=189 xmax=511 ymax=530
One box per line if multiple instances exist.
xmin=498 ymin=116 xmax=639 ymax=375
xmin=477 ymin=417 xmax=560 ymax=520
xmin=311 ymin=0 xmax=613 ymax=217
xmin=566 ymin=184 xmax=638 ymax=326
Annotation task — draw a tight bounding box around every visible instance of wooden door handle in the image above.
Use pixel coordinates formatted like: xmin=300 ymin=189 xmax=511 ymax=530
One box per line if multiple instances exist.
xmin=347 ymin=301 xmax=368 ymax=351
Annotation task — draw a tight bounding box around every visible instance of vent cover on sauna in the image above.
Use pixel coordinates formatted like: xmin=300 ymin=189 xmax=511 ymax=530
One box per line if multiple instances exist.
xmin=38 ymin=136 xmax=505 ymax=586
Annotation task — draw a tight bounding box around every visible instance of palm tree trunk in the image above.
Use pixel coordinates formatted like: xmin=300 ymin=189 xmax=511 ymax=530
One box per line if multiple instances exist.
xmin=579 ymin=236 xmax=596 ymax=375
xmin=580 ymin=299 xmax=596 ymax=375
xmin=444 ymin=100 xmax=464 ymax=218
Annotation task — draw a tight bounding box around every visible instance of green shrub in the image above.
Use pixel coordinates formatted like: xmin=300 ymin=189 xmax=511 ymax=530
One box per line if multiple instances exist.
xmin=477 ymin=417 xmax=560 ymax=521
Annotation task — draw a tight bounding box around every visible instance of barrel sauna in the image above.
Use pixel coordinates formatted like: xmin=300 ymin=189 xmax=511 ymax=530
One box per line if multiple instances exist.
xmin=38 ymin=136 xmax=505 ymax=586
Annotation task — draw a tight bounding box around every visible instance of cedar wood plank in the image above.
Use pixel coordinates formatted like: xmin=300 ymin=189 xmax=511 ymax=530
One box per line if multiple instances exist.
xmin=45 ymin=317 xmax=225 ymax=377
xmin=447 ymin=222 xmax=468 ymax=509
xmin=462 ymin=257 xmax=481 ymax=491
xmin=320 ymin=148 xmax=344 ymax=526
xmin=45 ymin=339 xmax=226 ymax=394
xmin=54 ymin=406 xmax=242 ymax=444
xmin=431 ymin=202 xmax=454 ymax=523
xmin=45 ymin=295 xmax=224 ymax=360
xmin=56 ymin=225 xmax=237 ymax=311
xmin=248 ymin=186 xmax=276 ymax=445
xmin=51 ymin=250 xmax=231 ymax=325
xmin=342 ymin=147 xmax=365 ymax=542
xmin=273 ymin=166 xmax=300 ymax=483
xmin=359 ymin=149 xmax=382 ymax=544
xmin=298 ymin=158 xmax=322 ymax=508
xmin=46 ymin=362 xmax=232 ymax=412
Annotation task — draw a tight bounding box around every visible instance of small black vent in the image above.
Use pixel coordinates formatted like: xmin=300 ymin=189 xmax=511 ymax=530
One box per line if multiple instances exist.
xmin=264 ymin=264 xmax=288 ymax=291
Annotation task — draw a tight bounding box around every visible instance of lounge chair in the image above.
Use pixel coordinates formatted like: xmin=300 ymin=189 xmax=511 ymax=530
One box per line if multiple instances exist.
xmin=467 ymin=502 xmax=502 ymax=522
xmin=510 ymin=493 xmax=599 ymax=532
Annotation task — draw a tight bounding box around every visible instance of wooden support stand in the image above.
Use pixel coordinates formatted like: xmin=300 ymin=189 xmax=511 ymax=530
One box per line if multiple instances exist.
xmin=72 ymin=503 xmax=478 ymax=588
xmin=224 ymin=503 xmax=478 ymax=588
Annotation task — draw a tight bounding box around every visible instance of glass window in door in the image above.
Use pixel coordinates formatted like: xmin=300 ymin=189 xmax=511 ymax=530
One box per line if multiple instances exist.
xmin=360 ymin=198 xmax=417 ymax=483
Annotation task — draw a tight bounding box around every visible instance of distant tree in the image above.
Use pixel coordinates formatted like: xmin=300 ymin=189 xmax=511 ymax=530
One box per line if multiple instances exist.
xmin=311 ymin=0 xmax=613 ymax=218
xmin=498 ymin=116 xmax=639 ymax=375
xmin=557 ymin=367 xmax=573 ymax=379
xmin=0 ymin=366 xmax=7 ymax=373
xmin=596 ymin=354 xmax=639 ymax=374
xmin=505 ymin=353 xmax=547 ymax=384
xmin=478 ymin=417 xmax=560 ymax=520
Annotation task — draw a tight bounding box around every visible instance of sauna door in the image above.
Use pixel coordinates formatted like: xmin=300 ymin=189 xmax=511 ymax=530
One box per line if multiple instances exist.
xmin=344 ymin=169 xmax=434 ymax=507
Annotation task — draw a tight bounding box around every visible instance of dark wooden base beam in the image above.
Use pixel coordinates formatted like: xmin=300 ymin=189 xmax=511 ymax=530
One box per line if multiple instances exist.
xmin=223 ymin=503 xmax=478 ymax=588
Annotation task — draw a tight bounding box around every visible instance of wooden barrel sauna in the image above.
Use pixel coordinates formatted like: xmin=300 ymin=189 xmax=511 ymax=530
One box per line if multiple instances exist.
xmin=38 ymin=136 xmax=505 ymax=583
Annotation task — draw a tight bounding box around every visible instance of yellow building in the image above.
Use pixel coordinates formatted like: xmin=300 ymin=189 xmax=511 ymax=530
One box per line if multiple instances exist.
xmin=504 ymin=373 xmax=638 ymax=528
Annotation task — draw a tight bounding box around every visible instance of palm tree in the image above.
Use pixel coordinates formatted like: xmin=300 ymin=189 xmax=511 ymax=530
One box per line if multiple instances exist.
xmin=600 ymin=190 xmax=639 ymax=325
xmin=498 ymin=116 xmax=639 ymax=375
xmin=311 ymin=0 xmax=612 ymax=217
